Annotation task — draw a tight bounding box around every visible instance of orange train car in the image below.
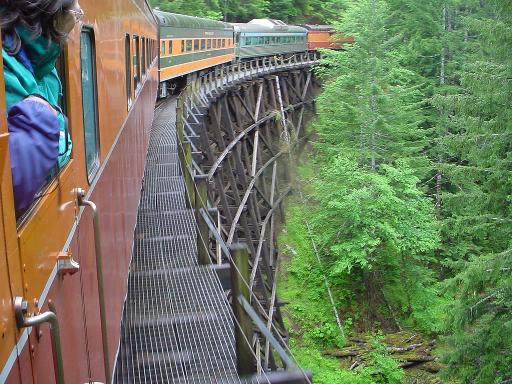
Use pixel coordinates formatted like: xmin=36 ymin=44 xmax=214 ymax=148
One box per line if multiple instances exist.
xmin=301 ymin=24 xmax=354 ymax=50
xmin=0 ymin=0 xmax=158 ymax=383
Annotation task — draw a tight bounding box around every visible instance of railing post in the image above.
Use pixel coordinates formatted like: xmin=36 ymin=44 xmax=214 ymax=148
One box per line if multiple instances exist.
xmin=176 ymin=97 xmax=184 ymax=144
xmin=229 ymin=244 xmax=255 ymax=376
xmin=183 ymin=141 xmax=195 ymax=209
xmin=195 ymin=174 xmax=210 ymax=265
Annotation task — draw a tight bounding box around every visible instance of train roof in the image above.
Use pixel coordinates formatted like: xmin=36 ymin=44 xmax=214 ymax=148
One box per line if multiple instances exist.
xmin=154 ymin=10 xmax=233 ymax=30
xmin=231 ymin=19 xmax=307 ymax=34
xmin=300 ymin=24 xmax=335 ymax=31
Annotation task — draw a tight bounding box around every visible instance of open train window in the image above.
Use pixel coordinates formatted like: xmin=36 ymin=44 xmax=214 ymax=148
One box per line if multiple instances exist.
xmin=133 ymin=35 xmax=140 ymax=91
xmin=80 ymin=27 xmax=100 ymax=182
xmin=125 ymin=34 xmax=132 ymax=108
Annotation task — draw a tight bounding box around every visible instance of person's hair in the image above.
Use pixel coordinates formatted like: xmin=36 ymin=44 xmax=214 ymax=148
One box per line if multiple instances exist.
xmin=0 ymin=0 xmax=76 ymax=55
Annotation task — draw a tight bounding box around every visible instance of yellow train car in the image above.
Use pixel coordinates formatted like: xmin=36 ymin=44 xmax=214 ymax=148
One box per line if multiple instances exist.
xmin=155 ymin=10 xmax=235 ymax=96
xmin=0 ymin=0 xmax=158 ymax=383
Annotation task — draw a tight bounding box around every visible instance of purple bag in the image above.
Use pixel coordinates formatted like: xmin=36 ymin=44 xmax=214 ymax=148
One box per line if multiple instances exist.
xmin=8 ymin=98 xmax=60 ymax=213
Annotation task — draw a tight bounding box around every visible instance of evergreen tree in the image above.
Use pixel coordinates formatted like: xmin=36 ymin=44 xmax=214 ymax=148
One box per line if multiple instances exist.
xmin=310 ymin=0 xmax=440 ymax=329
xmin=439 ymin=0 xmax=512 ymax=381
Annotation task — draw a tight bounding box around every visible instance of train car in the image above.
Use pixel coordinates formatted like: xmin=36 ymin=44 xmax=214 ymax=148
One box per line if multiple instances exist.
xmin=155 ymin=10 xmax=235 ymax=96
xmin=233 ymin=19 xmax=308 ymax=60
xmin=0 ymin=1 xmax=158 ymax=383
xmin=301 ymin=24 xmax=354 ymax=50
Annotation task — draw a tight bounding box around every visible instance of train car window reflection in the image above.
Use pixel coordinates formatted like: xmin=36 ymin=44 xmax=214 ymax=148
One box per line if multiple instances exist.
xmin=186 ymin=40 xmax=192 ymax=51
xmin=161 ymin=40 xmax=165 ymax=56
xmin=80 ymin=28 xmax=100 ymax=182
xmin=133 ymin=35 xmax=140 ymax=90
xmin=194 ymin=39 xmax=199 ymax=50
xmin=201 ymin=39 xmax=205 ymax=50
xmin=125 ymin=34 xmax=132 ymax=107
xmin=207 ymin=39 xmax=211 ymax=49
xmin=141 ymin=38 xmax=146 ymax=75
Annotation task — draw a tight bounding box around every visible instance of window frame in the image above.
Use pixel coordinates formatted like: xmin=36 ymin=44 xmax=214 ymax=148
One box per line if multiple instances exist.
xmin=80 ymin=26 xmax=101 ymax=183
xmin=133 ymin=35 xmax=140 ymax=92
xmin=125 ymin=34 xmax=132 ymax=109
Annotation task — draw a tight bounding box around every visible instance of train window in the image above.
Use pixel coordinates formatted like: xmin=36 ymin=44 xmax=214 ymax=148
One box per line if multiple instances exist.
xmin=207 ymin=39 xmax=211 ymax=49
xmin=264 ymin=37 xmax=270 ymax=45
xmin=133 ymin=36 xmax=140 ymax=90
xmin=142 ymin=38 xmax=146 ymax=75
xmin=125 ymin=34 xmax=132 ymax=107
xmin=181 ymin=40 xmax=185 ymax=53
xmin=161 ymin=40 xmax=165 ymax=56
xmin=201 ymin=39 xmax=205 ymax=50
xmin=80 ymin=28 xmax=100 ymax=182
xmin=213 ymin=39 xmax=217 ymax=49
xmin=222 ymin=39 xmax=226 ymax=47
xmin=168 ymin=40 xmax=172 ymax=55
xmin=186 ymin=40 xmax=192 ymax=51
xmin=194 ymin=39 xmax=199 ymax=50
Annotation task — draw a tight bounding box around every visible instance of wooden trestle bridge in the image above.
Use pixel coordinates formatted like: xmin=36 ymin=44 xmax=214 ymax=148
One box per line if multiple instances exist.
xmin=114 ymin=52 xmax=321 ymax=383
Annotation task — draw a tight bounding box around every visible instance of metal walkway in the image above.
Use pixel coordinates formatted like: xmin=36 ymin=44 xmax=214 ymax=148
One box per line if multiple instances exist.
xmin=114 ymin=99 xmax=240 ymax=384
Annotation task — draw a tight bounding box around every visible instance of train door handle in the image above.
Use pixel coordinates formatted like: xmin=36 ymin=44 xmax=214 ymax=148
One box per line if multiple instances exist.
xmin=14 ymin=297 xmax=65 ymax=384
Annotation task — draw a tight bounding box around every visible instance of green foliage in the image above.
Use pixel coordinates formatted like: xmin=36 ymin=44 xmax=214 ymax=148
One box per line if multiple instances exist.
xmin=442 ymin=250 xmax=512 ymax=383
xmin=149 ymin=0 xmax=347 ymax=23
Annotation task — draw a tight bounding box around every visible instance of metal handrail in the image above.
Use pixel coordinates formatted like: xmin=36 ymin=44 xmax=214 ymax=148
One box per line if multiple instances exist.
xmin=177 ymin=52 xmax=320 ymax=128
xmin=15 ymin=297 xmax=65 ymax=384
xmin=75 ymin=188 xmax=111 ymax=384
xmin=238 ymin=295 xmax=296 ymax=369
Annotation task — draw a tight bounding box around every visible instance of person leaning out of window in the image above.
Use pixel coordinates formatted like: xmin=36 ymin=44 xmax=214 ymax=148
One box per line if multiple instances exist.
xmin=0 ymin=0 xmax=84 ymax=214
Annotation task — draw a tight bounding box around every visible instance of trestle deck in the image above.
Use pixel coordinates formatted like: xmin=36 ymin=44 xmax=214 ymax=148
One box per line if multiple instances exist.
xmin=114 ymin=99 xmax=240 ymax=383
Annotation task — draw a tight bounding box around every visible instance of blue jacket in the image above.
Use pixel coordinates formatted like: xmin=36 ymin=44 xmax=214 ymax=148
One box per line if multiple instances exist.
xmin=3 ymin=28 xmax=72 ymax=212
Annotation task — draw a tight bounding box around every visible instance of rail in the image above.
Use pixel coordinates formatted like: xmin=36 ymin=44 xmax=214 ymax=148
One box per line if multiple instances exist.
xmin=75 ymin=188 xmax=111 ymax=384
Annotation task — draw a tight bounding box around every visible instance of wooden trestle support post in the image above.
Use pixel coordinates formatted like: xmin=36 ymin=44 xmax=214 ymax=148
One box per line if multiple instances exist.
xmin=176 ymin=54 xmax=321 ymax=374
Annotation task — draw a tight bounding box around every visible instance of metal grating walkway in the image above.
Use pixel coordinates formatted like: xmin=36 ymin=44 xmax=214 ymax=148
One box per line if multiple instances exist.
xmin=114 ymin=99 xmax=240 ymax=384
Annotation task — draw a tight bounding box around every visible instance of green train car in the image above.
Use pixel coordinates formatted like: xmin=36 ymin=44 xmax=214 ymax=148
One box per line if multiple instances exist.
xmin=233 ymin=19 xmax=308 ymax=59
xmin=155 ymin=10 xmax=235 ymax=95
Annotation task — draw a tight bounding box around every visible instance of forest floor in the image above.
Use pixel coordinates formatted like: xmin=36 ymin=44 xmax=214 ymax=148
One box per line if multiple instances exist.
xmin=277 ymin=193 xmax=446 ymax=384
